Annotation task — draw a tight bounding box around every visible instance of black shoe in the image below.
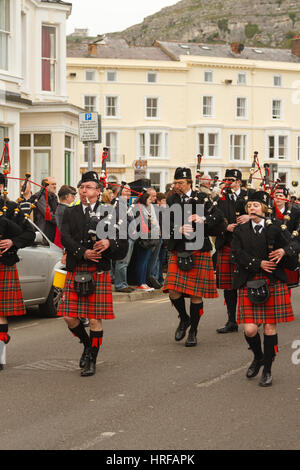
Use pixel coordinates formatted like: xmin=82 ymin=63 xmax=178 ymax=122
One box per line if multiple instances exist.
xmin=246 ymin=357 xmax=264 ymax=378
xmin=79 ymin=346 xmax=90 ymax=369
xmin=259 ymin=370 xmax=273 ymax=387
xmin=175 ymin=317 xmax=190 ymax=341
xmin=185 ymin=329 xmax=197 ymax=347
xmin=0 ymin=364 xmax=4 ymax=371
xmin=148 ymin=276 xmax=162 ymax=289
xmin=216 ymin=321 xmax=238 ymax=334
xmin=80 ymin=354 xmax=96 ymax=377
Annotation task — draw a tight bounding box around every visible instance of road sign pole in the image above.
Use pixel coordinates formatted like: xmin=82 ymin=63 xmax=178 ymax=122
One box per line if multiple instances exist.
xmin=88 ymin=141 xmax=93 ymax=171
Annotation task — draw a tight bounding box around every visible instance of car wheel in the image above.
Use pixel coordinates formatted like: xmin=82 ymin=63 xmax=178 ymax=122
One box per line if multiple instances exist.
xmin=39 ymin=286 xmax=63 ymax=317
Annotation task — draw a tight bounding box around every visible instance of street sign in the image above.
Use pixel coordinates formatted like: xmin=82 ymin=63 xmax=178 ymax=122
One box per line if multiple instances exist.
xmin=79 ymin=112 xmax=101 ymax=143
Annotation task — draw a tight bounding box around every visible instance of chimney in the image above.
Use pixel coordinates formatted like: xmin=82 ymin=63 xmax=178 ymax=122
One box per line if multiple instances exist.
xmin=88 ymin=43 xmax=98 ymax=57
xmin=292 ymin=36 xmax=300 ymax=58
xmin=230 ymin=42 xmax=244 ymax=54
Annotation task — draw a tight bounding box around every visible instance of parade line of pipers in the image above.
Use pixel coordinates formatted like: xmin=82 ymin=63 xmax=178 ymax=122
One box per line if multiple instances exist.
xmin=1 ymin=138 xmax=300 ymax=387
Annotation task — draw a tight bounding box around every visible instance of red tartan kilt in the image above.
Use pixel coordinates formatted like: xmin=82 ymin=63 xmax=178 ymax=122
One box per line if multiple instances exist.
xmin=163 ymin=250 xmax=218 ymax=298
xmin=0 ymin=263 xmax=26 ymax=317
xmin=57 ymin=264 xmax=114 ymax=320
xmin=237 ymin=273 xmax=294 ymax=324
xmin=216 ymin=244 xmax=236 ymax=290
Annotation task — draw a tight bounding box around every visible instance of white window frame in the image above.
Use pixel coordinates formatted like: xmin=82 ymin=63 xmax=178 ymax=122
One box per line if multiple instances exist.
xmin=202 ymin=95 xmax=214 ymax=118
xmin=104 ymin=95 xmax=120 ymax=119
xmin=104 ymin=130 xmax=120 ymax=163
xmin=106 ymin=70 xmax=117 ymax=82
xmin=147 ymin=71 xmax=157 ymax=83
xmin=297 ymin=135 xmax=300 ymax=161
xmin=235 ymin=97 xmax=248 ymax=119
xmin=145 ymin=96 xmax=160 ymax=120
xmin=85 ymin=69 xmax=96 ymax=82
xmin=41 ymin=24 xmax=57 ymax=93
xmin=237 ymin=72 xmax=247 ymax=85
xmin=82 ymin=94 xmax=99 ymax=113
xmin=271 ymin=99 xmax=283 ymax=120
xmin=146 ymin=168 xmax=169 ymax=192
xmin=273 ymin=75 xmax=282 ymax=87
xmin=204 ymin=70 xmax=213 ymax=83
xmin=0 ymin=0 xmax=10 ymax=71
xmin=19 ymin=132 xmax=52 ymax=183
xmin=229 ymin=134 xmax=248 ymax=162
xmin=266 ymin=131 xmax=289 ymax=160
xmin=137 ymin=130 xmax=169 ymax=160
xmin=197 ymin=128 xmax=221 ymax=159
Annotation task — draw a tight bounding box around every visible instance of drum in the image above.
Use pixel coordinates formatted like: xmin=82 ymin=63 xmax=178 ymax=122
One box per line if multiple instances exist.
xmin=53 ymin=268 xmax=67 ymax=289
xmin=285 ymin=268 xmax=300 ymax=289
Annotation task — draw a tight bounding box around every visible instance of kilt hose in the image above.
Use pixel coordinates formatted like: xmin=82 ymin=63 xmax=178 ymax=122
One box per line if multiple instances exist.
xmin=163 ymin=250 xmax=218 ymax=298
xmin=57 ymin=263 xmax=114 ymax=320
xmin=216 ymin=244 xmax=236 ymax=290
xmin=237 ymin=274 xmax=294 ymax=325
xmin=0 ymin=263 xmax=26 ymax=317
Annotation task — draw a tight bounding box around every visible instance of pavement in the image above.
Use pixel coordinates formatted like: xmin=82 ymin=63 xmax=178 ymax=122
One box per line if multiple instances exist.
xmin=112 ymin=285 xmax=165 ymax=302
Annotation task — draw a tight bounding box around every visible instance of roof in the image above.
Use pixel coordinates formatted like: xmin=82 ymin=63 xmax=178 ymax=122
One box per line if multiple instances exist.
xmin=41 ymin=0 xmax=72 ymax=5
xmin=155 ymin=40 xmax=300 ymax=64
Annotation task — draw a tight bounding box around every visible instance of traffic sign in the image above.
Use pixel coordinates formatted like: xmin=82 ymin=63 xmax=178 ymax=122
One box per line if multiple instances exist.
xmin=79 ymin=112 xmax=101 ymax=142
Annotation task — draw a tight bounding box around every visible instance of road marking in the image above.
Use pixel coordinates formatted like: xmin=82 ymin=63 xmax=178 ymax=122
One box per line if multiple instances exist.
xmin=13 ymin=359 xmax=104 ymax=371
xmin=71 ymin=432 xmax=116 ymax=450
xmin=12 ymin=322 xmax=39 ymax=330
xmin=195 ymin=364 xmax=248 ymax=388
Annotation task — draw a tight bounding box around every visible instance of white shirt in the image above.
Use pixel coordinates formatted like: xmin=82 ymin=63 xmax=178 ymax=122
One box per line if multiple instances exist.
xmin=251 ymin=219 xmax=265 ymax=234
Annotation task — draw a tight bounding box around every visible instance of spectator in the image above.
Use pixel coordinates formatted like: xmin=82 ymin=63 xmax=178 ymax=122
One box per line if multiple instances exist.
xmin=114 ymin=186 xmax=136 ymax=293
xmin=156 ymin=193 xmax=168 ymax=286
xmin=145 ymin=188 xmax=162 ymax=289
xmin=33 ymin=177 xmax=58 ymax=242
xmin=101 ymin=189 xmax=114 ymax=204
xmin=55 ymin=185 xmax=77 ymax=231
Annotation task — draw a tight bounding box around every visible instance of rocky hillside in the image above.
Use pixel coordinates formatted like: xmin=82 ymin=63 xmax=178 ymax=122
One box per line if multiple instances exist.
xmin=108 ymin=0 xmax=300 ymax=48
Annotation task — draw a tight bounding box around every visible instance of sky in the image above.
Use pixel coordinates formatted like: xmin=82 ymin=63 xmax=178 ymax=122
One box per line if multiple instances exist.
xmin=66 ymin=0 xmax=177 ymax=36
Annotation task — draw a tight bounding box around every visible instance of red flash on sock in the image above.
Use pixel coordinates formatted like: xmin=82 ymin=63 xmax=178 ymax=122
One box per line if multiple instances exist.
xmin=274 ymin=345 xmax=279 ymax=355
xmin=0 ymin=333 xmax=9 ymax=344
xmin=91 ymin=337 xmax=103 ymax=348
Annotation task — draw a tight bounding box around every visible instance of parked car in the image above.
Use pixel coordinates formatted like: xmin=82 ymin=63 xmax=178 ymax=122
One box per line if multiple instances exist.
xmin=17 ymin=222 xmax=64 ymax=317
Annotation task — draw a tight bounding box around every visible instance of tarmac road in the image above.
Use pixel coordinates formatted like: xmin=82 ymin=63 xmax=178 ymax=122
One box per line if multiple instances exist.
xmin=0 ymin=289 xmax=299 ymax=451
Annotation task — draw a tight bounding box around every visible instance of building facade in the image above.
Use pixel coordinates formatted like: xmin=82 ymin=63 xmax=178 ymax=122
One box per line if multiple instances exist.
xmin=67 ymin=36 xmax=300 ymax=193
xmin=0 ymin=0 xmax=82 ymax=200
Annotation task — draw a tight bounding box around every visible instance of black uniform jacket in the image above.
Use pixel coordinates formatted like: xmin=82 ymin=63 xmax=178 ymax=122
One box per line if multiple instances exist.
xmin=0 ymin=199 xmax=35 ymax=266
xmin=272 ymin=203 xmax=300 ymax=257
xmin=215 ymin=189 xmax=248 ymax=250
xmin=166 ymin=190 xmax=225 ymax=252
xmin=231 ymin=221 xmax=296 ymax=289
xmin=61 ymin=202 xmax=129 ymax=272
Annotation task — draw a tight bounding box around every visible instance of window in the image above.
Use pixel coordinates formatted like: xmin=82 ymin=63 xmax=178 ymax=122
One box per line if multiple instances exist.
xmin=272 ymin=99 xmax=282 ymax=120
xmin=149 ymin=172 xmax=161 ymax=192
xmin=0 ymin=126 xmax=8 ymax=145
xmin=84 ymin=143 xmax=96 ymax=163
xmin=230 ymin=134 xmax=247 ymax=161
xmin=85 ymin=69 xmax=96 ymax=81
xmin=198 ymin=132 xmax=219 ymax=158
xmin=105 ymin=96 xmax=119 ymax=118
xmin=42 ymin=25 xmax=56 ymax=92
xmin=84 ymin=95 xmax=97 ymax=113
xmin=236 ymin=97 xmax=247 ymax=119
xmin=268 ymin=135 xmax=288 ymax=159
xmin=273 ymin=75 xmax=282 ymax=87
xmin=20 ymin=133 xmax=51 ymax=183
xmin=105 ymin=132 xmax=118 ymax=162
xmin=237 ymin=72 xmax=247 ymax=85
xmin=204 ymin=70 xmax=213 ymax=83
xmin=147 ymin=72 xmax=157 ymax=83
xmin=138 ymin=131 xmax=169 ymax=159
xmin=0 ymin=0 xmax=10 ymax=70
xmin=202 ymin=96 xmax=213 ymax=117
xmin=145 ymin=97 xmax=159 ymax=119
xmin=106 ymin=70 xmax=117 ymax=82
xmin=64 ymin=135 xmax=74 ymax=185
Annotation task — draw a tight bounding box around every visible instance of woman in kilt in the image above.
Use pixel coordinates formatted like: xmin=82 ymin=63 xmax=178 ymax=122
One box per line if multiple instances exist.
xmin=163 ymin=167 xmax=224 ymax=347
xmin=58 ymin=171 xmax=128 ymax=377
xmin=231 ymin=191 xmax=295 ymax=387
xmin=0 ymin=173 xmax=35 ymax=370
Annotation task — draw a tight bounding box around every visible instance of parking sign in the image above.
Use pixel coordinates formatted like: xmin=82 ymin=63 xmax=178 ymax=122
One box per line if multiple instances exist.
xmin=79 ymin=112 xmax=101 ymax=142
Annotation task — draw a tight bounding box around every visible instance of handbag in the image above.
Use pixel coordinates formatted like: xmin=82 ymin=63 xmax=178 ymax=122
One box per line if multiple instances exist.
xmin=246 ymin=279 xmax=270 ymax=304
xmin=74 ymin=272 xmax=95 ymax=296
xmin=177 ymin=251 xmax=195 ymax=272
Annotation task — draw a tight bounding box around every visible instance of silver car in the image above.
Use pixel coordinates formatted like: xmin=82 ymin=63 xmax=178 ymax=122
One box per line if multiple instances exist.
xmin=17 ymin=222 xmax=64 ymax=316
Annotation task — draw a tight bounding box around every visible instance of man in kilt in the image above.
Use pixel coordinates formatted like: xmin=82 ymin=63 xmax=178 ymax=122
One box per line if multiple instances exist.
xmin=58 ymin=171 xmax=128 ymax=377
xmin=215 ymin=169 xmax=249 ymax=333
xmin=163 ymin=167 xmax=224 ymax=347
xmin=231 ymin=190 xmax=295 ymax=387
xmin=0 ymin=173 xmax=35 ymax=370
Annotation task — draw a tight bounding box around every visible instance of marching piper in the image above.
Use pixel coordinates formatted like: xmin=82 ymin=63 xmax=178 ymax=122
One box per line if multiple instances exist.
xmin=231 ymin=190 xmax=295 ymax=387
xmin=163 ymin=167 xmax=224 ymax=347
xmin=57 ymin=171 xmax=128 ymax=377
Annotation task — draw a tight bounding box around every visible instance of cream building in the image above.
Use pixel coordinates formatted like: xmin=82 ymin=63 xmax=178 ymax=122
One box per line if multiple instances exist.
xmin=67 ymin=36 xmax=300 ymax=194
xmin=0 ymin=0 xmax=82 ymax=200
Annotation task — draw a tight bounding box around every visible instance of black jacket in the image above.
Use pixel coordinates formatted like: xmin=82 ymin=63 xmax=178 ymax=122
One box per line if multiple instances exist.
xmin=272 ymin=203 xmax=300 ymax=257
xmin=215 ymin=189 xmax=248 ymax=250
xmin=60 ymin=202 xmax=129 ymax=272
xmin=166 ymin=190 xmax=224 ymax=252
xmin=0 ymin=199 xmax=35 ymax=266
xmin=231 ymin=221 xmax=296 ymax=289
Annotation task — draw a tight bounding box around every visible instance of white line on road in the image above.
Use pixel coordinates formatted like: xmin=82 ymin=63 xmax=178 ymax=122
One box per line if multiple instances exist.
xmin=195 ymin=364 xmax=248 ymax=388
xmin=12 ymin=322 xmax=39 ymax=330
xmin=71 ymin=432 xmax=116 ymax=450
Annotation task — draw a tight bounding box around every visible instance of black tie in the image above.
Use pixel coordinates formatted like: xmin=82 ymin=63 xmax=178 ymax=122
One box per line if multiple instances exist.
xmin=254 ymin=225 xmax=262 ymax=236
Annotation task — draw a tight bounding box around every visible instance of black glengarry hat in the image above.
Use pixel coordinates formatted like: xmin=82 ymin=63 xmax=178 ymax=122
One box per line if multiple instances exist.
xmin=274 ymin=184 xmax=289 ymax=197
xmin=225 ymin=169 xmax=242 ymax=180
xmin=81 ymin=171 xmax=99 ymax=183
xmin=247 ymin=190 xmax=270 ymax=206
xmin=174 ymin=167 xmax=192 ymax=180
